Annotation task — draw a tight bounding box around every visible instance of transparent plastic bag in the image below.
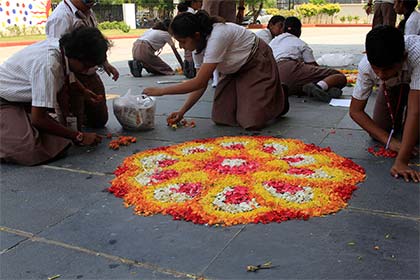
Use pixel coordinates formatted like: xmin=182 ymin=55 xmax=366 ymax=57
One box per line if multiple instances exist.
xmin=113 ymin=89 xmax=156 ymax=131
xmin=316 ymin=53 xmax=356 ymax=67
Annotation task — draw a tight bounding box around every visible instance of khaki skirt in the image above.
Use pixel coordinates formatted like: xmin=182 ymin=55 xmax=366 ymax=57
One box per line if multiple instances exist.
xmin=0 ymin=100 xmax=71 ymax=166
xmin=212 ymin=39 xmax=288 ymax=129
xmin=277 ymin=60 xmax=342 ymax=96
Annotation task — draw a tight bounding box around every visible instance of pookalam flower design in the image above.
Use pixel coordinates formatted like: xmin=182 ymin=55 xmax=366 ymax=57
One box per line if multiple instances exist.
xmin=109 ymin=136 xmax=365 ymax=226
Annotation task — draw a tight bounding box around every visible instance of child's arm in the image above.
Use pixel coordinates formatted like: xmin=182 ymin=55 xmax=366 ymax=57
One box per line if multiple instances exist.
xmin=167 ymin=87 xmax=207 ymax=125
xmin=31 ymin=106 xmax=102 ymax=146
xmin=349 ymin=97 xmax=402 ymax=152
xmin=391 ymin=89 xmax=420 ymax=182
xmin=144 ymin=63 xmax=217 ymax=96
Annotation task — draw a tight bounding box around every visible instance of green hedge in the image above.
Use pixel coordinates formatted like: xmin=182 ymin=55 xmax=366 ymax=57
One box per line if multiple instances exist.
xmin=295 ymin=3 xmax=341 ymax=23
xmin=265 ymin=8 xmax=297 ymax=18
xmin=98 ymin=21 xmax=130 ymax=33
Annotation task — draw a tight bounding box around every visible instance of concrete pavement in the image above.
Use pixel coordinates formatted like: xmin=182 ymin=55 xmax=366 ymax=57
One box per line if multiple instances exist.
xmin=0 ymin=27 xmax=418 ymax=279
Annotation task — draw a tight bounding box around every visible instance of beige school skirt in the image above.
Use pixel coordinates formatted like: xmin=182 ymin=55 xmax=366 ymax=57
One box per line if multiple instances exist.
xmin=0 ymin=99 xmax=71 ymax=166
xmin=212 ymin=39 xmax=288 ymax=129
xmin=132 ymin=40 xmax=174 ymax=75
xmin=277 ymin=60 xmax=342 ymax=96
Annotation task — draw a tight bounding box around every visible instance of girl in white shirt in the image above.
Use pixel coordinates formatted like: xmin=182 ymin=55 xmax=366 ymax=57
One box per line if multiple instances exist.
xmin=144 ymin=11 xmax=288 ymax=130
xmin=132 ymin=20 xmax=183 ymax=76
xmin=270 ymin=17 xmax=347 ymax=102
xmin=394 ymin=0 xmax=420 ymax=35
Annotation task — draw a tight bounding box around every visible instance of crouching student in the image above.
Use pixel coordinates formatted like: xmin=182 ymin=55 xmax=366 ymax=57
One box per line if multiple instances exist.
xmin=0 ymin=27 xmax=107 ymax=165
xmin=349 ymin=26 xmax=420 ymax=182
xmin=255 ymin=15 xmax=285 ymax=44
xmin=270 ymin=17 xmax=347 ymax=102
xmin=131 ymin=20 xmax=183 ymax=76
xmin=144 ymin=11 xmax=288 ymax=130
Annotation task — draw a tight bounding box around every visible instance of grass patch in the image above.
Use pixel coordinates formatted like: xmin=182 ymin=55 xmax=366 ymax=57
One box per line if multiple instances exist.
xmin=0 ymin=29 xmax=147 ymax=43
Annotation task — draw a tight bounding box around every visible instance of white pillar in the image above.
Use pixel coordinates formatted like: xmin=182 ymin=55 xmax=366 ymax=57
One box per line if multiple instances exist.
xmin=122 ymin=3 xmax=136 ymax=29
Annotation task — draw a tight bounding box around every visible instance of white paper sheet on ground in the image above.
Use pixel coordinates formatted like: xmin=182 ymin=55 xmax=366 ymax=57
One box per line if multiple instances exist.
xmin=329 ymin=98 xmax=351 ymax=107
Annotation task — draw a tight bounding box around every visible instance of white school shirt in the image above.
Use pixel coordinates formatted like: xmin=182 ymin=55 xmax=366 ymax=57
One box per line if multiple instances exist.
xmin=0 ymin=39 xmax=65 ymax=108
xmin=187 ymin=7 xmax=196 ymax=14
xmin=137 ymin=29 xmax=174 ymax=51
xmin=405 ymin=10 xmax=420 ymax=35
xmin=255 ymin=29 xmax=273 ymax=44
xmin=352 ymin=35 xmax=420 ymax=100
xmin=45 ymin=0 xmax=97 ymax=38
xmin=193 ymin=23 xmax=255 ymax=74
xmin=269 ymin=32 xmax=316 ymax=63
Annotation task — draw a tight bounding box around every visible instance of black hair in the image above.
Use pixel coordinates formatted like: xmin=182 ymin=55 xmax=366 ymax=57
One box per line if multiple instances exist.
xmin=268 ymin=15 xmax=285 ymax=26
xmin=152 ymin=19 xmax=171 ymax=31
xmin=59 ymin=27 xmax=109 ymax=66
xmin=170 ymin=10 xmax=224 ymax=54
xmin=284 ymin=16 xmax=302 ymax=37
xmin=177 ymin=2 xmax=189 ymax=13
xmin=365 ymin=25 xmax=405 ymax=68
xmin=184 ymin=0 xmax=192 ymax=7
xmin=397 ymin=0 xmax=418 ymax=33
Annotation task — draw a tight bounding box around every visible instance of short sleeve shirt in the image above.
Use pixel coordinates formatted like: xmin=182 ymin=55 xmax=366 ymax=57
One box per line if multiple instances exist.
xmin=0 ymin=39 xmax=65 ymax=108
xmin=352 ymin=35 xmax=420 ymax=100
xmin=269 ymin=32 xmax=315 ymax=63
xmin=255 ymin=29 xmax=273 ymax=44
xmin=405 ymin=10 xmax=420 ymax=35
xmin=137 ymin=29 xmax=174 ymax=50
xmin=192 ymin=23 xmax=255 ymax=74
xmin=45 ymin=0 xmax=97 ymax=39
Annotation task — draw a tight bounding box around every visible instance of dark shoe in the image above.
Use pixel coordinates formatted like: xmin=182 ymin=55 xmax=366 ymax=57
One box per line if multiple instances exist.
xmin=302 ymin=83 xmax=331 ymax=103
xmin=183 ymin=60 xmax=196 ymax=79
xmin=128 ymin=60 xmax=143 ymax=77
xmin=327 ymin=87 xmax=343 ymax=98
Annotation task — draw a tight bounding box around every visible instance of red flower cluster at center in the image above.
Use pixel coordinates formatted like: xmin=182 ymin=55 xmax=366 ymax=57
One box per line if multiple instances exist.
xmin=224 ymin=186 xmax=251 ymax=204
xmin=205 ymin=157 xmax=258 ymax=175
xmin=265 ymin=181 xmax=304 ymax=194
xmin=171 ymin=183 xmax=203 ymax=197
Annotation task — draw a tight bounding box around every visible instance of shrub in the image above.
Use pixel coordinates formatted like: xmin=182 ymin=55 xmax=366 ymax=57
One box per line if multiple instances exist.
xmin=98 ymin=21 xmax=130 ymax=33
xmin=265 ymin=8 xmax=297 ymax=18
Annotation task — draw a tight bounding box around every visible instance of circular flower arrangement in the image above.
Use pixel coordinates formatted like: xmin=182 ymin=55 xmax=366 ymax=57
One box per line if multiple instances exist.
xmin=109 ymin=136 xmax=365 ymax=226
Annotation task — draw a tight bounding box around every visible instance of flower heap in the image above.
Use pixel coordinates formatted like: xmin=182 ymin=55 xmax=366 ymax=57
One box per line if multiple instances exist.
xmin=109 ymin=136 xmax=365 ymax=226
xmin=339 ymin=69 xmax=358 ymax=86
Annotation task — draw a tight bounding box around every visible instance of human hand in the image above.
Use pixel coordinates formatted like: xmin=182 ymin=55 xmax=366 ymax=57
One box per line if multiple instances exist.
xmin=167 ymin=111 xmax=184 ymax=126
xmin=390 ymin=161 xmax=420 ymax=183
xmin=81 ymin=132 xmax=102 ymax=146
xmin=388 ymin=138 xmax=401 ymax=152
xmin=103 ymin=63 xmax=119 ymax=81
xmin=84 ymin=88 xmax=105 ymax=104
xmin=144 ymin=87 xmax=164 ymax=96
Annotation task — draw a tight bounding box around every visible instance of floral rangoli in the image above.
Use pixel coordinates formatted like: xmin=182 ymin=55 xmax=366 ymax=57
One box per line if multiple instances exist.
xmin=109 ymin=136 xmax=365 ymax=226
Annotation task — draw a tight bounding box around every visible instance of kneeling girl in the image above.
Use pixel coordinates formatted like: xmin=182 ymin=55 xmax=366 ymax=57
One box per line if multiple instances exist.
xmin=144 ymin=11 xmax=288 ymax=129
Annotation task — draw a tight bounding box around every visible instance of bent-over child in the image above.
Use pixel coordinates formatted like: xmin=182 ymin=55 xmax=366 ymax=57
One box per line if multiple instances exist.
xmin=132 ymin=20 xmax=183 ymax=76
xmin=349 ymin=25 xmax=419 ymax=182
xmin=255 ymin=15 xmax=285 ymax=44
xmin=0 ymin=27 xmax=108 ymax=165
xmin=269 ymin=17 xmax=347 ymax=102
xmin=144 ymin=11 xmax=288 ymax=130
